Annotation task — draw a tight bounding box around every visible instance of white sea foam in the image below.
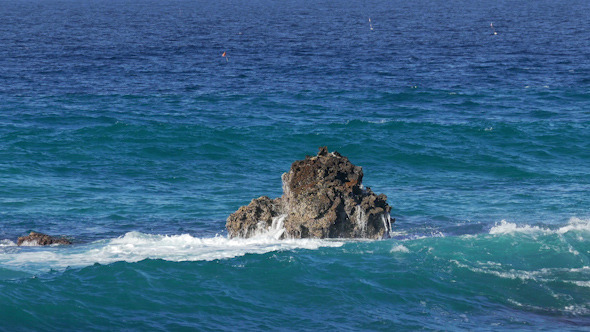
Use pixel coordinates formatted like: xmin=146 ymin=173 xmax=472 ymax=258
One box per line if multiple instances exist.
xmin=451 ymin=260 xmax=590 ymax=291
xmin=567 ymin=280 xmax=590 ymax=288
xmin=489 ymin=217 xmax=590 ymax=235
xmin=0 ymin=231 xmax=343 ymax=273
xmin=556 ymin=217 xmax=590 ymax=234
xmin=252 ymin=214 xmax=287 ymax=239
xmin=451 ymin=260 xmax=539 ymax=281
xmin=17 ymin=240 xmax=59 ymax=247
xmin=388 ymin=230 xmax=408 ymax=238
xmin=489 ymin=220 xmax=545 ymax=235
xmin=568 ymin=246 xmax=580 ymax=256
xmin=390 ymin=244 xmax=410 ymax=253
xmin=401 ymin=231 xmax=445 ymax=240
xmin=508 ymin=300 xmax=590 ymax=316
xmin=563 ymin=305 xmax=590 ymax=315
xmin=0 ymin=239 xmax=16 ymax=247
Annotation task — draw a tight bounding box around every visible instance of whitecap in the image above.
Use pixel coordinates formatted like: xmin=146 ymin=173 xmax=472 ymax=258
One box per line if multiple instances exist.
xmin=563 ymin=305 xmax=590 ymax=315
xmin=557 ymin=217 xmax=590 ymax=234
xmin=489 ymin=218 xmax=590 ymax=235
xmin=567 ymin=280 xmax=590 ymax=288
xmin=390 ymin=244 xmax=410 ymax=253
xmin=489 ymin=220 xmax=546 ymax=235
xmin=0 ymin=239 xmax=16 ymax=247
xmin=0 ymin=231 xmax=344 ymax=273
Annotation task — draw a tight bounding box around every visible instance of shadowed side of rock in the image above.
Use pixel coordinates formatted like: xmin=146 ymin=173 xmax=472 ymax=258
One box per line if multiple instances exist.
xmin=226 ymin=147 xmax=394 ymax=239
xmin=17 ymin=231 xmax=72 ymax=246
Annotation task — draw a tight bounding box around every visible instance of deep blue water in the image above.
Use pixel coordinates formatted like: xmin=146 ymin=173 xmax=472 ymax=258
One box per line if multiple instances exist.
xmin=1 ymin=0 xmax=589 ymax=330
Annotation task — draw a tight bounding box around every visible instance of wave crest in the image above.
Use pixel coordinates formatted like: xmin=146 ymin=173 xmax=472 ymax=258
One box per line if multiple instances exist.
xmin=489 ymin=217 xmax=590 ymax=235
xmin=0 ymin=231 xmax=343 ymax=274
xmin=0 ymin=239 xmax=16 ymax=247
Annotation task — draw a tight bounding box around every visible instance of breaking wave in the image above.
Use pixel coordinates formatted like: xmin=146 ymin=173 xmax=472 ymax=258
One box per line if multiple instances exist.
xmin=489 ymin=217 xmax=590 ymax=235
xmin=0 ymin=231 xmax=343 ymax=274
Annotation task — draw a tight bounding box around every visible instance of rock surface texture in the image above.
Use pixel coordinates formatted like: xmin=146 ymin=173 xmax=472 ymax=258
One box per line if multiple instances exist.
xmin=226 ymin=147 xmax=393 ymax=239
xmin=17 ymin=231 xmax=72 ymax=246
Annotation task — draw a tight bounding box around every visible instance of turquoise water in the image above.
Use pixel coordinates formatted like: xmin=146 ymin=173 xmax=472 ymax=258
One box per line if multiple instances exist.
xmin=1 ymin=0 xmax=589 ymax=330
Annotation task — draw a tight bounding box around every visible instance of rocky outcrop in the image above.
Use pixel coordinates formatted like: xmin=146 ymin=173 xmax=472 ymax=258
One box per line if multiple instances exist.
xmin=226 ymin=147 xmax=394 ymax=239
xmin=17 ymin=231 xmax=72 ymax=246
xmin=225 ymin=196 xmax=283 ymax=238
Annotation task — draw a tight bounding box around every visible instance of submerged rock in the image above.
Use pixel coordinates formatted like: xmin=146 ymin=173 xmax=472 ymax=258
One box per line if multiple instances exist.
xmin=17 ymin=231 xmax=72 ymax=246
xmin=226 ymin=147 xmax=394 ymax=239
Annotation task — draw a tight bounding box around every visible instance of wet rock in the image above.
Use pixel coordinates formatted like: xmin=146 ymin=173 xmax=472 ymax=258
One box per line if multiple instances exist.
xmin=226 ymin=196 xmax=283 ymax=238
xmin=226 ymin=147 xmax=394 ymax=239
xmin=17 ymin=231 xmax=72 ymax=246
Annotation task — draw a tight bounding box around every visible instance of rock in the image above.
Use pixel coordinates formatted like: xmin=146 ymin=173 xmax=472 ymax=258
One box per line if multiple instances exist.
xmin=226 ymin=196 xmax=283 ymax=238
xmin=226 ymin=147 xmax=394 ymax=239
xmin=17 ymin=231 xmax=72 ymax=246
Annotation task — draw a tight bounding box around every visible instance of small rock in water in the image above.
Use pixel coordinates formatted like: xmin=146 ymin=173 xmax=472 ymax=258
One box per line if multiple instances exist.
xmin=17 ymin=231 xmax=72 ymax=246
xmin=226 ymin=147 xmax=394 ymax=239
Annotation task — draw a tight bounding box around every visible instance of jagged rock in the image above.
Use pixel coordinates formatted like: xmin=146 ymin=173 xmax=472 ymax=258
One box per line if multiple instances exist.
xmin=226 ymin=147 xmax=394 ymax=239
xmin=17 ymin=231 xmax=72 ymax=246
xmin=226 ymin=196 xmax=283 ymax=238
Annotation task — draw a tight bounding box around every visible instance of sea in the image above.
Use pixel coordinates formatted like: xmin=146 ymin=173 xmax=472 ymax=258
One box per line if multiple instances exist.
xmin=0 ymin=0 xmax=589 ymax=330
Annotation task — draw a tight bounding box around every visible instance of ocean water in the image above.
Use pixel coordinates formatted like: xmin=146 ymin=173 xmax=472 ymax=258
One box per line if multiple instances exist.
xmin=1 ymin=0 xmax=589 ymax=330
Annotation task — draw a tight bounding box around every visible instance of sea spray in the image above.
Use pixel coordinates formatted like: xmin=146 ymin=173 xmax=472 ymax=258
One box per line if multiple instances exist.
xmin=490 ymin=217 xmax=590 ymax=235
xmin=0 ymin=231 xmax=344 ymax=274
